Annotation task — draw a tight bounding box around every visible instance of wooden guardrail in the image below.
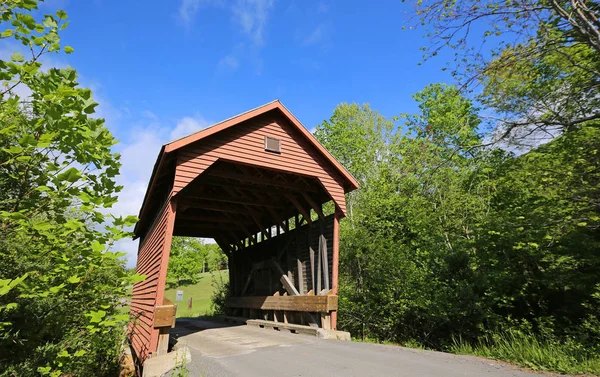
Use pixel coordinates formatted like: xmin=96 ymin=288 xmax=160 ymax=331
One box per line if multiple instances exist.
xmin=225 ymin=293 xmax=337 ymax=329
xmin=226 ymin=295 xmax=337 ymax=312
xmin=153 ymin=298 xmax=177 ymax=357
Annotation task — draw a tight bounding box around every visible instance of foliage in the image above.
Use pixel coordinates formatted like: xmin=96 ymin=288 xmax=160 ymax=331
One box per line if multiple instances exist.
xmin=167 ymin=237 xmax=226 ymax=288
xmin=210 ymin=271 xmax=230 ymax=316
xmin=317 ymin=84 xmax=600 ymax=374
xmin=171 ymin=352 xmax=190 ymax=377
xmin=411 ymin=0 xmax=600 ymax=145
xmin=0 ymin=1 xmax=140 ymax=375
xmin=450 ymin=329 xmax=600 ymax=375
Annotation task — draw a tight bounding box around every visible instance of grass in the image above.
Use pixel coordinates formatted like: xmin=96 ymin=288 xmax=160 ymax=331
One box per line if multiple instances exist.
xmin=164 ymin=269 xmax=228 ymax=318
xmin=448 ymin=330 xmax=600 ymax=376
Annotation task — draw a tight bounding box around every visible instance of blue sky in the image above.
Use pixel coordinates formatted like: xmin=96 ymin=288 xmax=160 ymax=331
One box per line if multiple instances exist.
xmin=24 ymin=0 xmax=457 ymax=266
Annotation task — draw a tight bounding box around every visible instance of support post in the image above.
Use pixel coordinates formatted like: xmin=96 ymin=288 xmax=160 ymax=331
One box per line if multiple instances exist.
xmin=320 ymin=234 xmax=329 ymax=291
xmin=296 ymin=219 xmax=304 ymax=294
xmin=331 ymin=207 xmax=341 ymax=329
xmin=308 ymin=222 xmax=315 ymax=292
xmin=156 ymin=327 xmax=170 ymax=356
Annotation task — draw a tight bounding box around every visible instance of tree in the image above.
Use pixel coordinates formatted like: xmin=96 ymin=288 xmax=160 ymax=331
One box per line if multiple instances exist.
xmin=167 ymin=237 xmax=206 ymax=288
xmin=166 ymin=238 xmax=227 ymax=288
xmin=0 ymin=1 xmax=139 ymax=375
xmin=412 ymin=0 xmax=600 ymax=146
xmin=314 ymin=103 xmax=397 ymax=219
xmin=318 ymin=85 xmax=600 ymax=372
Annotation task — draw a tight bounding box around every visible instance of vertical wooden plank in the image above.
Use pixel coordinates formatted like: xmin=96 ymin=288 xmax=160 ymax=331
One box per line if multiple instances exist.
xmin=156 ymin=327 xmax=170 ymax=356
xmin=296 ymin=223 xmax=304 ymax=294
xmin=321 ymin=234 xmax=330 ymax=291
xmin=308 ymin=223 xmax=315 ymax=292
xmin=316 ymin=233 xmax=322 ymax=294
xmin=320 ymin=313 xmax=331 ymax=330
xmin=331 ymin=208 xmax=341 ymax=330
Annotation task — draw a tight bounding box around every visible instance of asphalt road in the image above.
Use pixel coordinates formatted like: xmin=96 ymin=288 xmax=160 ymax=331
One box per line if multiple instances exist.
xmin=171 ymin=318 xmax=557 ymax=377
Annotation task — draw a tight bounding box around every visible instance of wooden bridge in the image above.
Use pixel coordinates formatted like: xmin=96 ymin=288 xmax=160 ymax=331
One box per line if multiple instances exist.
xmin=129 ymin=100 xmax=358 ymax=362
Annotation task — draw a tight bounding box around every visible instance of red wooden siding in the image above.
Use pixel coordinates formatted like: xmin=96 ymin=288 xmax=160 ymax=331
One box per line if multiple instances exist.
xmin=173 ymin=113 xmax=348 ymax=214
xmin=129 ymin=198 xmax=176 ymax=361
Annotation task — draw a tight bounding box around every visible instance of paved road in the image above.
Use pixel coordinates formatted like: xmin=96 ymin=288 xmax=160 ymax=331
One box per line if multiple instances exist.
xmin=171 ymin=318 xmax=556 ymax=377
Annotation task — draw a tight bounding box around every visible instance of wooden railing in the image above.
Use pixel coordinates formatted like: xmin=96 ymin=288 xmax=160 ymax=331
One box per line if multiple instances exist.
xmin=225 ymin=291 xmax=337 ymax=329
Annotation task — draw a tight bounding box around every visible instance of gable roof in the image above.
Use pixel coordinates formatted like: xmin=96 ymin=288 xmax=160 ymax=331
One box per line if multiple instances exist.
xmin=134 ymin=100 xmax=359 ymax=236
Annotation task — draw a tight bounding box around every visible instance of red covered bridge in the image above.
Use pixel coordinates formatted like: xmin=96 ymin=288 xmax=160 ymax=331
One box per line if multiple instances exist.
xmin=129 ymin=100 xmax=358 ymax=361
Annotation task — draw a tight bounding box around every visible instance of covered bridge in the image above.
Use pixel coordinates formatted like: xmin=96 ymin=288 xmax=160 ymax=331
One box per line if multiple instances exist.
xmin=129 ymin=100 xmax=358 ymax=361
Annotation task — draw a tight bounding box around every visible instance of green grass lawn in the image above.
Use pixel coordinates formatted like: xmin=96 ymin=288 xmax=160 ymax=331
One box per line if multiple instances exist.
xmin=164 ymin=269 xmax=229 ymax=318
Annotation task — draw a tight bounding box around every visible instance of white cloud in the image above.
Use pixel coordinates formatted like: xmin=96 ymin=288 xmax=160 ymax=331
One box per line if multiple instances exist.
xmin=231 ymin=0 xmax=275 ymax=46
xmin=142 ymin=110 xmax=158 ymax=120
xmin=177 ymin=0 xmax=275 ymax=46
xmin=170 ymin=115 xmax=211 ymax=140
xmin=178 ymin=0 xmax=210 ymax=27
xmin=303 ymin=23 xmax=327 ymax=46
xmin=177 ymin=0 xmax=275 ymax=72
xmin=218 ymin=55 xmax=240 ymax=71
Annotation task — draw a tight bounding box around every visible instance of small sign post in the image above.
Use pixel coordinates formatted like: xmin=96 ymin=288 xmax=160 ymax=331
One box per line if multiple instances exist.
xmin=176 ymin=290 xmax=183 ymax=302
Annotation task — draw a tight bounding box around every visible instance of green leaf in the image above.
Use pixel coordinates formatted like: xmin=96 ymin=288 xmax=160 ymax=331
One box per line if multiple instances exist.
xmin=4 ymin=145 xmax=23 ymax=154
xmin=90 ymin=240 xmax=105 ymax=252
xmin=1 ymin=29 xmax=13 ymax=38
xmin=49 ymin=284 xmax=65 ymax=293
xmin=130 ymin=274 xmax=146 ymax=284
xmin=64 ymin=45 xmax=74 ymax=54
xmin=0 ymin=273 xmax=28 ymax=296
xmin=11 ymin=52 xmax=24 ymax=62
xmin=0 ymin=125 xmax=16 ymax=135
xmin=67 ymin=276 xmax=80 ymax=284
xmin=73 ymin=349 xmax=86 ymax=357
xmin=33 ymin=221 xmax=53 ymax=231
xmin=113 ymin=314 xmax=130 ymax=322
xmin=56 ymin=10 xmax=68 ymax=20
xmin=37 ymin=366 xmax=52 ymax=375
xmin=42 ymin=16 xmax=58 ymax=28
xmin=86 ymin=310 xmax=106 ymax=323
xmin=57 ymin=167 xmax=81 ymax=183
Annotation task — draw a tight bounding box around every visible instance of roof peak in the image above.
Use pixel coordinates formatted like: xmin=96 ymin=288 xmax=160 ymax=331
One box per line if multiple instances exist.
xmin=165 ymin=99 xmax=282 ymax=147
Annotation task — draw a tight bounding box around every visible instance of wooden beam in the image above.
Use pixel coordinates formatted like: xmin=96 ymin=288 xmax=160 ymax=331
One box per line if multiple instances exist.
xmin=207 ymin=169 xmax=319 ymax=192
xmin=185 ymin=194 xmax=286 ymax=209
xmin=320 ymin=234 xmax=330 ymax=291
xmin=296 ymin=225 xmax=304 ymax=295
xmin=286 ymin=194 xmax=312 ymax=224
xmin=316 ymin=232 xmax=322 ymax=293
xmin=308 ymin=223 xmax=315 ymax=292
xmin=270 ymin=259 xmax=300 ymax=296
xmin=177 ymin=214 xmax=246 ymax=224
xmin=227 ymin=229 xmax=245 ymax=251
xmin=249 ymin=212 xmax=271 ymax=240
xmin=213 ymin=237 xmax=231 ymax=257
xmin=301 ymin=192 xmax=325 ymax=220
xmin=241 ymin=268 xmax=256 ymax=296
xmin=225 ymin=295 xmax=338 ymax=313
xmin=320 ymin=313 xmax=331 ymax=330
xmin=276 ymin=233 xmax=295 ymax=260
xmin=180 ymin=200 xmax=258 ymax=215
xmin=266 ymin=207 xmax=286 ymax=230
